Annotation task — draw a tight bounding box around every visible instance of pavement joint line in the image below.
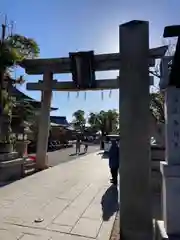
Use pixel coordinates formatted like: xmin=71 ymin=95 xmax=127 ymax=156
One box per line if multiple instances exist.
xmin=51 ymin=182 xmax=92 ymax=225
xmin=43 ymin=180 xmax=80 ymax=206
xmin=69 ymin=184 xmax=108 ymax=237
xmin=18 ymin=234 xmax=25 ymax=240
xmin=11 ymin=182 xmax=93 ymax=230
xmin=55 ymin=180 xmax=88 ymax=201
xmin=4 ymin=222 xmax=94 ymax=239
xmin=4 ymin=183 xmax=106 ymax=238
xmin=67 ymin=231 xmax=95 ymax=239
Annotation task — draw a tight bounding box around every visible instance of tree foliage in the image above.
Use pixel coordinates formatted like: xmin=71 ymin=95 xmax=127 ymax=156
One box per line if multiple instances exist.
xmin=88 ymin=109 xmax=119 ymax=135
xmin=150 ymin=91 xmax=165 ymax=123
xmin=0 ymin=28 xmax=39 ymax=144
xmin=149 ymin=40 xmax=175 ymax=124
xmin=72 ymin=109 xmax=119 ymax=135
xmin=5 ymin=34 xmax=40 ymax=61
xmin=72 ymin=110 xmax=86 ymax=131
xmin=12 ymin=99 xmax=36 ymax=122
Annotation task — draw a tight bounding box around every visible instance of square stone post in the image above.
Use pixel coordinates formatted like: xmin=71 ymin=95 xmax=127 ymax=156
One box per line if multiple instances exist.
xmin=120 ymin=20 xmax=153 ymax=240
xmin=36 ymin=71 xmax=53 ymax=170
xmin=161 ymin=86 xmax=180 ymax=237
xmin=160 ymin=57 xmax=180 ymax=236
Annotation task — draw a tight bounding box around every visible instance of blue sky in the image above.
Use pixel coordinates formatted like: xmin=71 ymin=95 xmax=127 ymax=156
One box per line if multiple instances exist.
xmin=1 ymin=0 xmax=179 ymax=121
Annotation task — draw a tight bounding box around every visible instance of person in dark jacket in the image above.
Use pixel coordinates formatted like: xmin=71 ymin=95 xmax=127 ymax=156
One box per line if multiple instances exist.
xmin=109 ymin=140 xmax=119 ymax=186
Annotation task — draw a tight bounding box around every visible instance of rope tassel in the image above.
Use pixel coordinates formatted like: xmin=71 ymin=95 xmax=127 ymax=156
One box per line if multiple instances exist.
xmin=109 ymin=90 xmax=112 ymax=98
xmin=67 ymin=92 xmax=70 ymax=100
xmin=101 ymin=91 xmax=104 ymax=100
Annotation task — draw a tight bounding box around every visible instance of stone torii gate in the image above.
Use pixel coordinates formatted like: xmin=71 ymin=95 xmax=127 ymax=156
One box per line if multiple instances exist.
xmin=21 ymin=20 xmax=167 ymax=239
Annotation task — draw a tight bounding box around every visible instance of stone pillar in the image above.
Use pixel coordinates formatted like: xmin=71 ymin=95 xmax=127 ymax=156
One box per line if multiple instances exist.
xmin=36 ymin=72 xmax=53 ymax=170
xmin=160 ymin=85 xmax=180 ymax=236
xmin=159 ymin=56 xmax=180 ymax=236
xmin=120 ymin=20 xmax=153 ymax=240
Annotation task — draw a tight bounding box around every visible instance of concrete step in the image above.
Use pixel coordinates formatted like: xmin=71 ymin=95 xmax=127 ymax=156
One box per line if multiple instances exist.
xmin=0 ymin=152 xmax=19 ymax=162
xmin=23 ymin=158 xmax=36 ymax=176
xmin=0 ymin=158 xmax=24 ymax=182
xmin=24 ymin=168 xmax=36 ymax=175
xmin=0 ymin=158 xmax=24 ymax=168
xmin=24 ymin=160 xmax=35 ymax=166
xmin=25 ymin=163 xmax=36 ymax=169
xmin=24 ymin=159 xmax=36 ymax=167
xmin=0 ymin=157 xmax=36 ymax=182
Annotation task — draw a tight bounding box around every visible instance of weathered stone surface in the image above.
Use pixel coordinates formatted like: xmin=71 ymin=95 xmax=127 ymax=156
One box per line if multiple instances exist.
xmin=83 ymin=203 xmax=103 ymax=220
xmin=46 ymin=223 xmax=72 ymax=233
xmin=120 ymin=20 xmax=153 ymax=240
xmin=20 ymin=235 xmax=50 ymax=240
xmin=0 ymin=229 xmax=23 ymax=239
xmin=97 ymin=214 xmax=116 ymax=240
xmin=71 ymin=218 xmax=102 ymax=238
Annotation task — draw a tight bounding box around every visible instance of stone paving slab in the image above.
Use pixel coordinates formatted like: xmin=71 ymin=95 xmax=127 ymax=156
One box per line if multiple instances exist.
xmin=71 ymin=217 xmax=102 ymax=238
xmin=0 ymin=152 xmax=119 ymax=239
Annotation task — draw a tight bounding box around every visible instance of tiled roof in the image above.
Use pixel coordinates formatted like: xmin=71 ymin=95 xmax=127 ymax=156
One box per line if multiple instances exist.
xmin=10 ymin=86 xmax=35 ymax=101
xmin=10 ymin=86 xmax=58 ymax=111
xmin=50 ymin=116 xmax=69 ymax=127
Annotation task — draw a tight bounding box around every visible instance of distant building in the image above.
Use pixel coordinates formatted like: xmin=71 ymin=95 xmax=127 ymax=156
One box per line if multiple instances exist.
xmin=50 ymin=116 xmax=69 ymax=127
xmin=10 ymin=87 xmax=58 ymax=140
xmin=50 ymin=116 xmax=76 ymax=142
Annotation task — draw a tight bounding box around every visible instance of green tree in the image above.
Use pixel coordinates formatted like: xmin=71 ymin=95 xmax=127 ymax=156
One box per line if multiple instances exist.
xmin=88 ymin=112 xmax=99 ymax=132
xmin=0 ymin=25 xmax=39 ymax=151
xmin=106 ymin=109 xmax=119 ymax=133
xmin=149 ymin=40 xmax=174 ymax=124
xmin=72 ymin=110 xmax=86 ymax=132
xmin=88 ymin=109 xmax=119 ymax=135
xmin=150 ymin=91 xmax=165 ymax=123
xmin=12 ymin=99 xmax=36 ymax=123
xmin=88 ymin=111 xmax=105 ymax=135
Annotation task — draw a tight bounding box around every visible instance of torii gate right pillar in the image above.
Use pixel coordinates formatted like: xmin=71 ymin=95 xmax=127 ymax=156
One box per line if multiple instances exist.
xmin=120 ymin=21 xmax=153 ymax=240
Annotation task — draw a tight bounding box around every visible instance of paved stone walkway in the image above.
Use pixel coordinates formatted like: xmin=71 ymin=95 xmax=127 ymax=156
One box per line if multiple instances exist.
xmin=0 ymin=152 xmax=119 ymax=239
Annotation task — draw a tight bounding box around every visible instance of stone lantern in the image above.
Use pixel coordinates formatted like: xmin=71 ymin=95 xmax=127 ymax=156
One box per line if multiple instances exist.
xmin=15 ymin=121 xmax=31 ymax=157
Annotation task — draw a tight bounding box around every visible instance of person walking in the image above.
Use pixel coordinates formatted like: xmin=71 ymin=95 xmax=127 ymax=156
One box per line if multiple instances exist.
xmin=84 ymin=137 xmax=88 ymax=153
xmin=109 ymin=140 xmax=119 ymax=186
xmin=76 ymin=136 xmax=81 ymax=155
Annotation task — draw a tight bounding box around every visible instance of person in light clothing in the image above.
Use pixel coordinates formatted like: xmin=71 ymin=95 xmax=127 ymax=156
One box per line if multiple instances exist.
xmin=76 ymin=136 xmax=81 ymax=155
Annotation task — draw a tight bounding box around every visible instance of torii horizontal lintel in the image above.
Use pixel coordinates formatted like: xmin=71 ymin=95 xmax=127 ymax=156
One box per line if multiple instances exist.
xmin=26 ymin=76 xmax=154 ymax=92
xmin=21 ymin=46 xmax=168 ymax=75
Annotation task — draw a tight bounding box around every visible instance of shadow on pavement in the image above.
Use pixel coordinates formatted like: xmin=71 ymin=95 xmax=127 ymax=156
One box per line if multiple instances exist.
xmin=97 ymin=152 xmax=103 ymax=155
xmin=79 ymin=152 xmax=86 ymax=156
xmin=101 ymin=185 xmax=119 ymax=221
xmin=0 ymin=180 xmax=15 ymax=188
xmin=69 ymin=152 xmax=86 ymax=157
xmin=97 ymin=152 xmax=109 ymax=159
xmin=69 ymin=153 xmax=77 ymax=157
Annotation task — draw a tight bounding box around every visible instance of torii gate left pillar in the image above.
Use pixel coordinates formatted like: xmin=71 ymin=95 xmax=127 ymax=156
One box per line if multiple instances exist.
xmin=36 ymin=71 xmax=53 ymax=170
